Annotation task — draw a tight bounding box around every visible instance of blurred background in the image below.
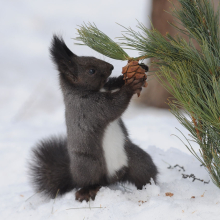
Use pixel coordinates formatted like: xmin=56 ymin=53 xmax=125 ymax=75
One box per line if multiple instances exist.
xmin=0 ymin=0 xmax=206 ymax=194
xmin=1 ymin=1 xmax=218 ymax=217
xmin=1 ymin=0 xmax=182 ymax=124
xmin=0 ymin=0 xmax=193 ymax=154
xmin=1 ymin=0 xmax=151 ymax=125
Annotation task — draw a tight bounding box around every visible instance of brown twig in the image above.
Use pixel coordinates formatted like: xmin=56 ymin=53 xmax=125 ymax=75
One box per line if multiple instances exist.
xmin=191 ymin=115 xmax=202 ymax=141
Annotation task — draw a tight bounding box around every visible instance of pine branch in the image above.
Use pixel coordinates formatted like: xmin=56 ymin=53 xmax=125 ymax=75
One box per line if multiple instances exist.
xmin=74 ymin=0 xmax=220 ymax=189
xmin=171 ymin=0 xmax=220 ymax=54
xmin=75 ymin=23 xmax=148 ymax=61
xmin=75 ymin=23 xmax=130 ymax=60
xmin=119 ymin=0 xmax=220 ymax=188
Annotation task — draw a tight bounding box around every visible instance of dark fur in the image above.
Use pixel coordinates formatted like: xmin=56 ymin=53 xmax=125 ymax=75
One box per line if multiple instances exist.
xmin=29 ymin=35 xmax=158 ymax=200
xmin=29 ymin=137 xmax=74 ymax=198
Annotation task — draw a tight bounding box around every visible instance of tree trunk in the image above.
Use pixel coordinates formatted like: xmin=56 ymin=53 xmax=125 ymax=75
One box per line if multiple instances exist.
xmin=137 ymin=0 xmax=180 ymax=108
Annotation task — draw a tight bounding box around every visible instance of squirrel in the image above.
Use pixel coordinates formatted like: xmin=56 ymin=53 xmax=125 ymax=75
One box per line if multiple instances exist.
xmin=29 ymin=35 xmax=158 ymax=202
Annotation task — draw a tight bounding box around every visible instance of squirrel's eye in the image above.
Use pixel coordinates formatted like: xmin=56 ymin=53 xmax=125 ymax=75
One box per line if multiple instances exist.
xmin=89 ymin=69 xmax=96 ymax=75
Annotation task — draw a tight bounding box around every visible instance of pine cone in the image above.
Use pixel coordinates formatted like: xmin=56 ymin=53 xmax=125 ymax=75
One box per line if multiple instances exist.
xmin=122 ymin=60 xmax=148 ymax=97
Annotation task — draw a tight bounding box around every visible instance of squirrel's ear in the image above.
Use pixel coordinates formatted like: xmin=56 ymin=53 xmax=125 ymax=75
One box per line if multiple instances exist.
xmin=50 ymin=35 xmax=77 ymax=77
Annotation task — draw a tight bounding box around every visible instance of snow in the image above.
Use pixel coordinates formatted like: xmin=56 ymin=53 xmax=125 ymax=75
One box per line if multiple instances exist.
xmin=1 ymin=0 xmax=220 ymax=219
xmin=1 ymin=105 xmax=220 ymax=220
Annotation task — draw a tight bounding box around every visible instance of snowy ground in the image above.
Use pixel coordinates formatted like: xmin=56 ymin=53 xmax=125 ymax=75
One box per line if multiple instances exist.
xmin=1 ymin=1 xmax=220 ymax=220
xmin=1 ymin=105 xmax=220 ymax=220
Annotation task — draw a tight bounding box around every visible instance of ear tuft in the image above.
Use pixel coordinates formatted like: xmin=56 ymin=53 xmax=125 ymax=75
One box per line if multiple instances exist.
xmin=49 ymin=35 xmax=78 ymax=78
xmin=50 ymin=35 xmax=77 ymax=65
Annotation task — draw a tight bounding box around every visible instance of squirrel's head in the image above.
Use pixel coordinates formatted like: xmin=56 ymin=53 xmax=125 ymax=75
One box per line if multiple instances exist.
xmin=50 ymin=35 xmax=114 ymax=91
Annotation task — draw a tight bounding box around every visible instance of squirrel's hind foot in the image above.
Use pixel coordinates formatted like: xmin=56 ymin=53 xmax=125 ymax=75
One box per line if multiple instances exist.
xmin=75 ymin=185 xmax=101 ymax=202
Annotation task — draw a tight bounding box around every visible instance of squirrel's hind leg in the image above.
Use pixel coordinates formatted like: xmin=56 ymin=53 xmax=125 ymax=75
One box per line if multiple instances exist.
xmin=122 ymin=143 xmax=158 ymax=189
xmin=75 ymin=185 xmax=101 ymax=202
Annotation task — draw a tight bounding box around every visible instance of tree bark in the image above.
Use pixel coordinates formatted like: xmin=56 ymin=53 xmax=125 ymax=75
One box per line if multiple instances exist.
xmin=137 ymin=0 xmax=180 ymax=108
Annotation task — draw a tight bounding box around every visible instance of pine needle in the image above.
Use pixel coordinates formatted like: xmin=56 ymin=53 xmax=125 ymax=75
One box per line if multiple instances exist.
xmin=74 ymin=0 xmax=220 ymax=189
xmin=118 ymin=0 xmax=220 ymax=189
xmin=51 ymin=189 xmax=60 ymax=214
xmin=25 ymin=191 xmax=41 ymax=202
xmin=75 ymin=22 xmax=130 ymax=60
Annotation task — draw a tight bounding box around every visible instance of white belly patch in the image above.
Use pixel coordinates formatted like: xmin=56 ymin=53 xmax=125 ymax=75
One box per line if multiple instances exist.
xmin=102 ymin=119 xmax=128 ymax=177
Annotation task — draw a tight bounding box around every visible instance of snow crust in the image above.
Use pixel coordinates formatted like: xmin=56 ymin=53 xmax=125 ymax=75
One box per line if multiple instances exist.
xmin=1 ymin=0 xmax=220 ymax=219
xmin=1 ymin=105 xmax=220 ymax=220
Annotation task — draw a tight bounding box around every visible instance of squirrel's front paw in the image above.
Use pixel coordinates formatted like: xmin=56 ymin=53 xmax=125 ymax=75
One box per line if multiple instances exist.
xmin=126 ymin=78 xmax=146 ymax=96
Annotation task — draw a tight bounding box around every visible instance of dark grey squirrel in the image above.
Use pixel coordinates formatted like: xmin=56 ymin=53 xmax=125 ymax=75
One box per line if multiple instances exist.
xmin=29 ymin=35 xmax=158 ymax=202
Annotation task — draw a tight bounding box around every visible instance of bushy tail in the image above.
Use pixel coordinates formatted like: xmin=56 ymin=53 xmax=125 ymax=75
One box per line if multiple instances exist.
xmin=29 ymin=136 xmax=75 ymax=198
